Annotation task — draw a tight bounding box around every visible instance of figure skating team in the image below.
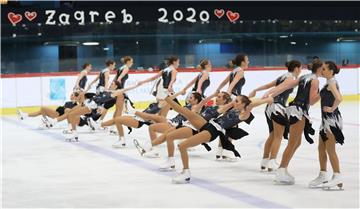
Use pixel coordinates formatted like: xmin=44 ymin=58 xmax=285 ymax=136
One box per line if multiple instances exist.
xmin=17 ymin=54 xmax=344 ymax=190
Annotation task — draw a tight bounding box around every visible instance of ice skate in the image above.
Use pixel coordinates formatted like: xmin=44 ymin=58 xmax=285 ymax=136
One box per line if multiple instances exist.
xmin=172 ymin=169 xmax=191 ymax=184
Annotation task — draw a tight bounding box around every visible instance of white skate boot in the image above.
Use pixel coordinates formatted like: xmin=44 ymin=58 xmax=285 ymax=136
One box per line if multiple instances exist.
xmin=159 ymin=157 xmax=175 ymax=171
xmin=17 ymin=109 xmax=28 ymax=120
xmin=274 ymin=168 xmax=295 ymax=185
xmin=38 ymin=117 xmax=49 ymax=129
xmin=309 ymin=171 xmax=329 ymax=188
xmin=46 ymin=117 xmax=57 ymax=128
xmin=143 ymin=147 xmax=160 ymax=158
xmin=172 ymin=169 xmax=191 ymax=184
xmin=88 ymin=117 xmax=106 ymax=131
xmin=109 ymin=127 xmax=118 ymax=135
xmin=221 ymin=149 xmax=237 ymax=162
xmin=215 ymin=147 xmax=223 ymax=160
xmin=322 ymin=173 xmax=343 ymax=190
xmin=65 ymin=131 xmax=79 ymax=142
xmin=267 ymin=159 xmax=278 ymax=172
xmin=260 ymin=158 xmax=269 ymax=171
xmin=156 ymin=88 xmax=169 ymax=100
xmin=112 ymin=137 xmax=126 ymax=148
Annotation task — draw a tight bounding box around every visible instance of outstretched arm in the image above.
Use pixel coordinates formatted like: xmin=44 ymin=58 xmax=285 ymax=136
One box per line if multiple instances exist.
xmin=74 ymin=70 xmax=86 ymax=90
xmin=262 ymin=78 xmax=299 ymax=99
xmin=194 ymin=91 xmax=218 ymax=112
xmin=181 ymin=76 xmax=197 ymax=93
xmin=217 ymin=101 xmax=235 ymax=114
xmin=196 ymin=72 xmax=209 ymax=94
xmin=110 ymin=83 xmax=141 ymax=97
xmin=85 ymin=74 xmax=99 ymax=92
xmin=138 ymin=71 xmax=162 ymax=85
xmin=227 ymin=70 xmax=244 ymax=95
xmin=216 ymin=74 xmax=230 ymax=92
xmin=117 ymin=66 xmax=129 ymax=83
xmin=248 ymin=97 xmax=273 ymax=110
xmin=249 ymin=80 xmax=276 ymax=98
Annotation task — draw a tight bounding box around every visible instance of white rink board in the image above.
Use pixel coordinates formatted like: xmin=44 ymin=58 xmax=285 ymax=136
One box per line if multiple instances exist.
xmin=1 ymin=67 xmax=359 ymax=108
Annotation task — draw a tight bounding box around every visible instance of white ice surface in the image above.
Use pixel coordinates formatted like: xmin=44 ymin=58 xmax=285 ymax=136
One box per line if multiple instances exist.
xmin=2 ymin=102 xmax=359 ymax=208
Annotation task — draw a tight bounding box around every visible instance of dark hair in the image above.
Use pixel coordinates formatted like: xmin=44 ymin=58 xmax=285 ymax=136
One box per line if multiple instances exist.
xmin=121 ymin=56 xmax=132 ymax=64
xmin=285 ymin=60 xmax=301 ymax=72
xmin=82 ymin=63 xmax=91 ymax=69
xmin=197 ymin=59 xmax=210 ymax=70
xmin=191 ymin=92 xmax=203 ymax=104
xmin=232 ymin=54 xmax=248 ymax=66
xmin=325 ymin=61 xmax=340 ymax=75
xmin=105 ymin=59 xmax=115 ymax=67
xmin=113 ymin=81 xmax=122 ymax=89
xmin=168 ymin=56 xmax=179 ymax=65
xmin=307 ymin=60 xmax=323 ymax=73
xmin=238 ymin=95 xmax=251 ymax=108
xmin=221 ymin=92 xmax=232 ymax=104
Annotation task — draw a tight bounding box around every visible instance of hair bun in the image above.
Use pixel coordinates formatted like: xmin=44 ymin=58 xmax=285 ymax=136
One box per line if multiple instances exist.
xmin=285 ymin=61 xmax=290 ymax=68
xmin=307 ymin=63 xmax=313 ymax=71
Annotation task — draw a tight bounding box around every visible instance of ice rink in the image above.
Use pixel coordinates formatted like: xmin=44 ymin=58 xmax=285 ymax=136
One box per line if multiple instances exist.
xmin=2 ymin=101 xmax=359 ymax=208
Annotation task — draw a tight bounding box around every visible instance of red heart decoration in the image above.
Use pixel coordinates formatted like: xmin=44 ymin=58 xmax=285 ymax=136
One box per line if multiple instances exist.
xmin=214 ymin=9 xmax=225 ymax=19
xmin=7 ymin=12 xmax=23 ymax=25
xmin=226 ymin=10 xmax=240 ymax=23
xmin=25 ymin=11 xmax=37 ymax=21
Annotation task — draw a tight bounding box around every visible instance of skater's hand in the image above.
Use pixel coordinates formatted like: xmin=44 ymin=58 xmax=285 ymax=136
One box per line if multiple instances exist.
xmin=180 ymin=89 xmax=186 ymax=95
xmin=262 ymin=92 xmax=271 ymax=99
xmin=168 ymin=86 xmax=174 ymax=93
xmin=248 ymin=90 xmax=256 ymax=98
xmin=137 ymin=81 xmax=144 ymax=85
xmin=266 ymin=95 xmax=274 ymax=104
xmin=323 ymin=106 xmax=333 ymax=113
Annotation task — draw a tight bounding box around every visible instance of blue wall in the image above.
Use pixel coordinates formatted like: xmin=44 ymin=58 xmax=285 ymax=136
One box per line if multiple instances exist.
xmin=1 ymin=39 xmax=359 ymax=74
xmin=1 ymin=43 xmax=59 ymax=73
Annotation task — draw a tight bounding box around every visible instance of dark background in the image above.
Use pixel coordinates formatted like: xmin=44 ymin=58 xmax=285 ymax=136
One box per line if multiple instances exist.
xmin=1 ymin=1 xmax=360 ymax=73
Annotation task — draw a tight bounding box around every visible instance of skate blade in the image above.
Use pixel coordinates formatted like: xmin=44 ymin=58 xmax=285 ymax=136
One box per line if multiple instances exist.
xmin=274 ymin=180 xmax=295 ymax=185
xmin=220 ymin=156 xmax=237 ymax=162
xmin=267 ymin=169 xmax=277 ymax=173
xmin=159 ymin=167 xmax=176 ymax=172
xmin=112 ymin=144 xmax=127 ymax=148
xmin=133 ymin=139 xmax=146 ymax=155
xmin=172 ymin=178 xmax=190 ymax=184
xmin=144 ymin=154 xmax=160 ymax=158
xmin=322 ymin=184 xmax=344 ymax=191
xmin=215 ymin=156 xmax=222 ymax=161
xmin=309 ymin=185 xmax=325 ymax=189
xmin=109 ymin=131 xmax=118 ymax=135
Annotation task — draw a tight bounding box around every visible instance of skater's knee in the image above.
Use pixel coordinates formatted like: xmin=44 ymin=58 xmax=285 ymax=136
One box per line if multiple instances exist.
xmin=166 ymin=134 xmax=175 ymax=142
xmin=149 ymin=125 xmax=156 ymax=132
xmin=318 ymin=142 xmax=325 ymax=152
xmin=287 ymin=138 xmax=298 ymax=147
xmin=114 ymin=117 xmax=122 ymax=124
xmin=325 ymin=145 xmax=336 ymax=154
xmin=178 ymin=142 xmax=188 ymax=151
xmin=166 ymin=133 xmax=176 ymax=141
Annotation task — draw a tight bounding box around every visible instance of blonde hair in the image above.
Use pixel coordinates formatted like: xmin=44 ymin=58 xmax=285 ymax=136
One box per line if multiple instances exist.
xmin=196 ymin=59 xmax=210 ymax=70
xmin=121 ymin=56 xmax=132 ymax=64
